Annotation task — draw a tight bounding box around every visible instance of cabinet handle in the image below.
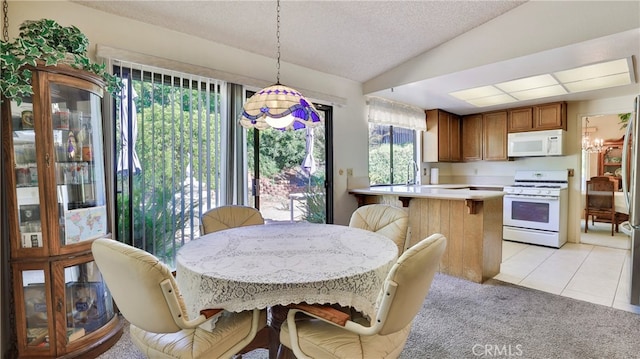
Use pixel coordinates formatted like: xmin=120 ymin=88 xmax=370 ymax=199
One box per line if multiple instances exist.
xmin=57 ymin=298 xmax=63 ymax=312
xmin=45 ymin=153 xmax=50 ymax=167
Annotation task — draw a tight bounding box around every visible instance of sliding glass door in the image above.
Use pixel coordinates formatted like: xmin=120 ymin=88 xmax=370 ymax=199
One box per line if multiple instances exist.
xmin=247 ymin=100 xmax=333 ymax=223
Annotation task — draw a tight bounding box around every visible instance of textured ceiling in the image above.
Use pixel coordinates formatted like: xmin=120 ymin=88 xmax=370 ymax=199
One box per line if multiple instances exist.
xmin=73 ymin=1 xmax=639 ymax=114
xmin=74 ymin=0 xmax=525 ymax=83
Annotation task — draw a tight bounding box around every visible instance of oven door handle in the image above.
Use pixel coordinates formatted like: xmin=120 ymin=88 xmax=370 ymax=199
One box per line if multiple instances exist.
xmin=504 ymin=194 xmax=559 ymax=200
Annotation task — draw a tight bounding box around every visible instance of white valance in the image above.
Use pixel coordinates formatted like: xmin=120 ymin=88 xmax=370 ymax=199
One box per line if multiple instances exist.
xmin=367 ymin=96 xmax=426 ymax=130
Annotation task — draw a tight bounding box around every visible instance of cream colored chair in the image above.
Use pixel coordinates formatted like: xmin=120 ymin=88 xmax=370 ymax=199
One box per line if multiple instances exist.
xmin=279 ymin=233 xmax=446 ymax=359
xmin=200 ymin=205 xmax=264 ymax=235
xmin=92 ymin=238 xmax=267 ymax=359
xmin=349 ymin=204 xmax=409 ymax=254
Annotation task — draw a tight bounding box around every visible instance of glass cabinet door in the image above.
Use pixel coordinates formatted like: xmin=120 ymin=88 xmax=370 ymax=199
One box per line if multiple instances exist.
xmin=50 ymin=83 xmax=108 ymax=248
xmin=14 ymin=263 xmax=56 ymax=358
xmin=12 ymin=98 xmax=45 ymax=251
xmin=62 ymin=260 xmax=115 ymax=343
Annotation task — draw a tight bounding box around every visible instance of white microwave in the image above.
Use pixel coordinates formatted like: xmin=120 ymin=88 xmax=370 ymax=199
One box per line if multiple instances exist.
xmin=507 ymin=129 xmax=565 ymax=157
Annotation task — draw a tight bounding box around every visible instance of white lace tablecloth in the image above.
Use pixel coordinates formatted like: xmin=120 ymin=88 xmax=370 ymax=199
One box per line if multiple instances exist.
xmin=176 ymin=222 xmax=398 ymax=319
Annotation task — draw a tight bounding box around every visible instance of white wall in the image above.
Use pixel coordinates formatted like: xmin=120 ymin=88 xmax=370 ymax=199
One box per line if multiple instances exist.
xmin=9 ymin=1 xmax=369 ymax=225
xmin=3 ymin=3 xmax=369 ymax=355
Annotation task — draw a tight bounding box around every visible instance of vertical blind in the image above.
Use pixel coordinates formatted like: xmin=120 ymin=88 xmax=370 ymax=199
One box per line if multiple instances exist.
xmin=112 ymin=61 xmax=225 ymax=267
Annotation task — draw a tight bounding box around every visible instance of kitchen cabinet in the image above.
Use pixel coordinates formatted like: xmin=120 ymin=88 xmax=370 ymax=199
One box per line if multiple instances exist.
xmin=462 ymin=112 xmax=507 ymax=161
xmin=483 ymin=111 xmax=508 ymax=160
xmin=462 ymin=114 xmax=483 ymax=161
xmin=424 ymin=109 xmax=461 ymax=162
xmin=507 ymin=102 xmax=567 ymax=132
xmin=1 ymin=64 xmax=122 ymax=358
xmin=598 ymin=136 xmax=628 ymax=190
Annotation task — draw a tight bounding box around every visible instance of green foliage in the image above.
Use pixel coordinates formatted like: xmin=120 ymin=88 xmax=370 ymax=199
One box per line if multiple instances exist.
xmin=298 ymin=186 xmax=326 ymax=224
xmin=115 ymin=79 xmax=220 ymax=260
xmin=619 ymin=112 xmax=631 ymax=129
xmin=248 ymin=127 xmax=308 ymax=178
xmin=0 ymin=19 xmax=122 ymax=105
xmin=116 ymin=177 xmax=197 ymax=266
xmin=369 ymin=143 xmax=414 ymax=185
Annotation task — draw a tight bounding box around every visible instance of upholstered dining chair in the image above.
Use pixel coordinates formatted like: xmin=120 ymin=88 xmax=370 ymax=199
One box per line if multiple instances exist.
xmin=200 ymin=205 xmax=265 ymax=235
xmin=279 ymin=233 xmax=446 ymax=359
xmin=349 ymin=204 xmax=409 ymax=255
xmin=92 ymin=238 xmax=267 ymax=359
xmin=584 ymin=176 xmax=628 ymax=236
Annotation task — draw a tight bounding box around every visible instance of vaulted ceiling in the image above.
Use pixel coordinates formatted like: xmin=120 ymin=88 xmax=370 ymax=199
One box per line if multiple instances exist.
xmin=75 ymin=1 xmax=639 ymax=114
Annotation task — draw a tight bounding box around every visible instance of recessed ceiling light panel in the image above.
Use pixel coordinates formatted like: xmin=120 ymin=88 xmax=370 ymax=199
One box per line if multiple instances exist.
xmin=450 ymin=85 xmax=503 ymax=100
xmin=495 ymin=74 xmax=559 ymax=93
xmin=510 ymin=85 xmax=568 ymax=101
xmin=563 ymin=73 xmax=632 ymax=93
xmin=553 ymin=58 xmax=629 ymax=83
xmin=467 ymin=94 xmax=517 ymax=107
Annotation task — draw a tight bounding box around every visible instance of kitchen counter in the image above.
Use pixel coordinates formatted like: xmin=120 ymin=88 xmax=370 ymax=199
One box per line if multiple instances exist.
xmin=349 ymin=184 xmax=504 ymax=214
xmin=349 ymin=184 xmax=504 ymax=200
xmin=349 ymin=184 xmax=504 ymax=283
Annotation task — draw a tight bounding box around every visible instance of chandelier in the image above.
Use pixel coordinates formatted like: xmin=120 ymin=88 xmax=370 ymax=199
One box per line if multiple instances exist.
xmin=582 ymin=117 xmax=604 ymax=153
xmin=239 ymin=0 xmax=322 ymax=131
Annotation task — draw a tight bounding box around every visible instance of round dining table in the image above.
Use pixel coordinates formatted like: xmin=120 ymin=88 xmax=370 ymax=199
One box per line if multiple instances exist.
xmin=175 ymin=222 xmax=398 ymax=321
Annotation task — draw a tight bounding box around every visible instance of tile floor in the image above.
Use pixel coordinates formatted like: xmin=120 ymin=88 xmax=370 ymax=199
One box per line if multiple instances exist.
xmin=495 ymin=220 xmax=640 ymax=314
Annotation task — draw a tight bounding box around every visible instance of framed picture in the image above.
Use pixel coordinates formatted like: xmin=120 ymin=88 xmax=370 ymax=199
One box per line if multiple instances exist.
xmin=21 ymin=110 xmax=34 ymax=129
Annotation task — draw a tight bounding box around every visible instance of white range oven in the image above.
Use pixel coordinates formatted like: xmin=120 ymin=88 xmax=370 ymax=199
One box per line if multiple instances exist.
xmin=503 ymin=170 xmax=568 ymax=248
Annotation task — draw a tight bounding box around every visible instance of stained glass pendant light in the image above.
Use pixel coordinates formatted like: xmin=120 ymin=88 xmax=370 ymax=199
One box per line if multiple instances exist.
xmin=240 ymin=0 xmax=322 ymax=131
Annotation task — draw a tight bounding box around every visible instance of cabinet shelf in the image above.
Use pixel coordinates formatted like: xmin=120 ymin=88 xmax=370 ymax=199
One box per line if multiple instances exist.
xmin=597 ymin=136 xmax=628 ymax=190
xmin=2 ymin=64 xmax=121 ymax=358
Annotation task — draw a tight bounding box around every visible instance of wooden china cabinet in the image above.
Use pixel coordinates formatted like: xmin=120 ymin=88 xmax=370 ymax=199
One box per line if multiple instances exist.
xmin=1 ymin=64 xmax=122 ymax=358
xmin=598 ymin=136 xmax=629 ymax=190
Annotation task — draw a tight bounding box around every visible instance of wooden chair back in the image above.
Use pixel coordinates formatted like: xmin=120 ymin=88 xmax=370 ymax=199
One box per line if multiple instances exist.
xmin=585 ymin=176 xmax=625 ymax=236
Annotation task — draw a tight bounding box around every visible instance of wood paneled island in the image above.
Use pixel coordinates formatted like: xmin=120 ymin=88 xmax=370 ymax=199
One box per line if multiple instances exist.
xmin=349 ymin=185 xmax=504 ymax=283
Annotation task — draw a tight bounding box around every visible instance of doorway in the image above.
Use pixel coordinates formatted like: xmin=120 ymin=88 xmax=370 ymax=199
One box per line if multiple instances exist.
xmin=247 ymin=102 xmax=333 ymax=223
xmin=579 ymin=113 xmax=630 ymax=248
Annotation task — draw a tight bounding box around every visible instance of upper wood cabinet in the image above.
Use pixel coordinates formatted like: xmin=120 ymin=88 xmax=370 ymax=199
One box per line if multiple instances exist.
xmin=483 ymin=111 xmax=508 ymax=160
xmin=507 ymin=102 xmax=567 ymax=133
xmin=424 ymin=109 xmax=461 ymax=162
xmin=462 ymin=114 xmax=483 ymax=161
xmin=462 ymin=112 xmax=508 ymax=161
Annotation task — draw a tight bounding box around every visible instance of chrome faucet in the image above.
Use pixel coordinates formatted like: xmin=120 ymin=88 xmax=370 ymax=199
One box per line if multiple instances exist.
xmin=406 ymin=160 xmax=419 ymax=185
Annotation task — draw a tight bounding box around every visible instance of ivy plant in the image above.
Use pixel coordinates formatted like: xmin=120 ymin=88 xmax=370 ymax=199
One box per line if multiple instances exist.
xmin=0 ymin=19 xmax=122 ymax=105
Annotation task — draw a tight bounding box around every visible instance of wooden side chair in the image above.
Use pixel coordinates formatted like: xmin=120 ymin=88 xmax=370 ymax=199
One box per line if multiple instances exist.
xmin=584 ymin=176 xmax=628 ymax=236
xmin=200 ymin=205 xmax=264 ymax=235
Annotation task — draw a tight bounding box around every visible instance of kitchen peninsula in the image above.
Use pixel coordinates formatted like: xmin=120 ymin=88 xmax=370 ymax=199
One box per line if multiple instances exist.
xmin=349 ymin=185 xmax=504 ymax=283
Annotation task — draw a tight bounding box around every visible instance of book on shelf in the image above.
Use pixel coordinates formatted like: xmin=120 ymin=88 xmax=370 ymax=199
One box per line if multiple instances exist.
xmin=26 ymin=327 xmax=48 ymax=346
xmin=67 ymin=327 xmax=85 ymax=343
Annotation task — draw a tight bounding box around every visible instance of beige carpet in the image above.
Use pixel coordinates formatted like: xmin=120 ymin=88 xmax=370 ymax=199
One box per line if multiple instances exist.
xmin=99 ymin=273 xmax=640 ymax=359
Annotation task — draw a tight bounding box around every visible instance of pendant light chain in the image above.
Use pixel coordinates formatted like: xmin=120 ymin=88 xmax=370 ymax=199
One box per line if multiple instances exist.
xmin=2 ymin=0 xmax=8 ymax=42
xmin=276 ymin=0 xmax=281 ymax=84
